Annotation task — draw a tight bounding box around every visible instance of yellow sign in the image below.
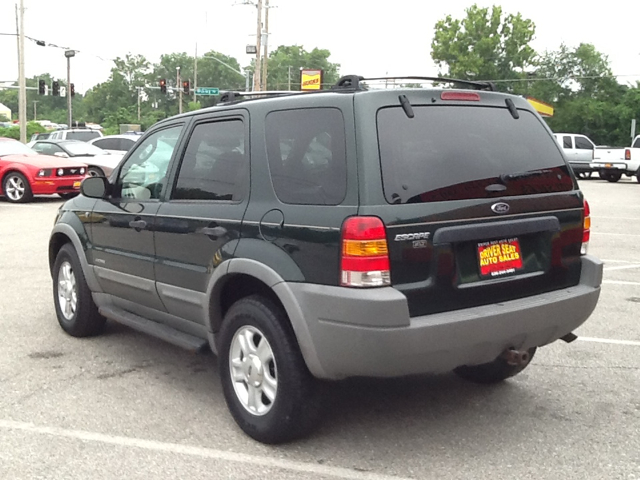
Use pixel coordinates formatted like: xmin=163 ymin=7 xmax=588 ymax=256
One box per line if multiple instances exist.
xmin=300 ymin=69 xmax=323 ymax=90
xmin=527 ymin=97 xmax=554 ymax=117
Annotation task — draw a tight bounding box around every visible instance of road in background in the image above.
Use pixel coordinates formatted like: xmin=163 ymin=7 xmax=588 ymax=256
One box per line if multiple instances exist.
xmin=0 ymin=177 xmax=638 ymax=479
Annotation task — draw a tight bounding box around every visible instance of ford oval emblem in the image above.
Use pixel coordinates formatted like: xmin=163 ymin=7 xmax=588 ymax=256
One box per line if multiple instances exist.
xmin=491 ymin=202 xmax=510 ymax=214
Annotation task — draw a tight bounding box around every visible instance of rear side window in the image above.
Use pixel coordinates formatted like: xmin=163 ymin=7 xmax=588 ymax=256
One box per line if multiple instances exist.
xmin=563 ymin=136 xmax=572 ymax=148
xmin=66 ymin=131 xmax=100 ymax=142
xmin=93 ymin=138 xmax=119 ymax=150
xmin=266 ymin=108 xmax=347 ymax=205
xmin=377 ymin=106 xmax=573 ymax=204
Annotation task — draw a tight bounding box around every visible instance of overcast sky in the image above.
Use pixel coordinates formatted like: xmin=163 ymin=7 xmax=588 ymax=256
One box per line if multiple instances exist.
xmin=1 ymin=0 xmax=639 ymax=93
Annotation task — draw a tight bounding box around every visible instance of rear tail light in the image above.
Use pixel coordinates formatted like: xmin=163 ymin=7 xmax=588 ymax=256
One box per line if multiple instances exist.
xmin=582 ymin=199 xmax=591 ymax=255
xmin=625 ymin=149 xmax=631 ymax=161
xmin=340 ymin=216 xmax=390 ymax=287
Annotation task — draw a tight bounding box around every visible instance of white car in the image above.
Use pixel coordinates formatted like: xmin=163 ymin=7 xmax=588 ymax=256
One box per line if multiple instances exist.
xmin=88 ymin=134 xmax=140 ymax=155
xmin=29 ymin=140 xmax=123 ymax=177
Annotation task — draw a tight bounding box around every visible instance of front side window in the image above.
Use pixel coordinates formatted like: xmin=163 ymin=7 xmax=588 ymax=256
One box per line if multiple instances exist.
xmin=265 ymin=108 xmax=347 ymax=205
xmin=173 ymin=120 xmax=247 ymax=202
xmin=116 ymin=125 xmax=183 ymax=200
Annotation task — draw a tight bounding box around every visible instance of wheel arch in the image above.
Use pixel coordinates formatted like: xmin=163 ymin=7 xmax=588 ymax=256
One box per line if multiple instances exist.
xmin=206 ymin=258 xmax=327 ymax=378
xmin=48 ymin=224 xmax=103 ymax=293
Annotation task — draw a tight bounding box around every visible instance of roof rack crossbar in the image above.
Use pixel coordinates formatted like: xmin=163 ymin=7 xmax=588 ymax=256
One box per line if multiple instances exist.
xmin=332 ymin=75 xmax=496 ymax=92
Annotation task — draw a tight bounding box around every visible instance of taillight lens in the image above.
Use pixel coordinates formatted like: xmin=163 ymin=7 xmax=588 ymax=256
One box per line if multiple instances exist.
xmin=340 ymin=216 xmax=390 ymax=287
xmin=625 ymin=149 xmax=631 ymax=161
xmin=582 ymin=199 xmax=590 ymax=255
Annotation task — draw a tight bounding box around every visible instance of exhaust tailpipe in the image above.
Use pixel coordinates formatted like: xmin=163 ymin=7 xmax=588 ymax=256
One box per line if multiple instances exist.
xmin=501 ymin=348 xmax=530 ymax=366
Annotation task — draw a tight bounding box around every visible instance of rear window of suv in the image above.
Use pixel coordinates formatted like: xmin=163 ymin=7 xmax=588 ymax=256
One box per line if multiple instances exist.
xmin=377 ymin=105 xmax=573 ymax=204
xmin=66 ymin=131 xmax=101 ymax=142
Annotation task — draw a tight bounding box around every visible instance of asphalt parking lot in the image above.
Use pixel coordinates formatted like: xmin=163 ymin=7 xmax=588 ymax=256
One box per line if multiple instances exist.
xmin=1 ymin=177 xmax=639 ymax=480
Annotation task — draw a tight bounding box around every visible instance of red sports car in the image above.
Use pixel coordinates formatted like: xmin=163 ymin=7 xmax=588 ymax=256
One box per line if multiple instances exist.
xmin=0 ymin=137 xmax=88 ymax=203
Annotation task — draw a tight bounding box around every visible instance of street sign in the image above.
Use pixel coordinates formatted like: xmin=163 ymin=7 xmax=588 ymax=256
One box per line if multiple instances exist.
xmin=60 ymin=86 xmax=67 ymax=98
xmin=195 ymin=87 xmax=219 ymax=95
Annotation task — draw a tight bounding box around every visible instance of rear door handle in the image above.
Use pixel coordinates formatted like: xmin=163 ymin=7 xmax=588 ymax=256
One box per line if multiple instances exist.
xmin=200 ymin=226 xmax=227 ymax=239
xmin=129 ymin=219 xmax=147 ymax=230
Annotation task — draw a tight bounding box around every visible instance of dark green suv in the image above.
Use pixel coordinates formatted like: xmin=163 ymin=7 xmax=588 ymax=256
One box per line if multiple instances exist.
xmin=49 ymin=76 xmax=602 ymax=444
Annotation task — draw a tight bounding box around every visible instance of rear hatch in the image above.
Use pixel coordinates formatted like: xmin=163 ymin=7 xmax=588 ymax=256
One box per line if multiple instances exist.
xmin=356 ymin=91 xmax=585 ymax=317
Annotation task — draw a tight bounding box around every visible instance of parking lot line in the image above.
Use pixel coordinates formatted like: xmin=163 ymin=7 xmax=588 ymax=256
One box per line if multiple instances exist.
xmin=603 ymin=264 xmax=640 ymax=272
xmin=603 ymin=280 xmax=640 ymax=286
xmin=592 ymin=232 xmax=640 ymax=237
xmin=0 ymin=420 xmax=411 ymax=480
xmin=577 ymin=337 xmax=640 ymax=347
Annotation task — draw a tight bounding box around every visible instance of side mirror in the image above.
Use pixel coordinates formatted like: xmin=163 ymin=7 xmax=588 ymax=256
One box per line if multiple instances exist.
xmin=53 ymin=151 xmax=69 ymax=158
xmin=80 ymin=176 xmax=109 ymax=199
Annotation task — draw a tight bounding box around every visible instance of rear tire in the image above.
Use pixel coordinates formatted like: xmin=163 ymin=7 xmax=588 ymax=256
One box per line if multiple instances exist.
xmin=52 ymin=243 xmax=106 ymax=337
xmin=454 ymin=347 xmax=537 ymax=384
xmin=218 ymin=295 xmax=322 ymax=444
xmin=88 ymin=166 xmax=105 ymax=177
xmin=599 ymin=170 xmax=622 ymax=182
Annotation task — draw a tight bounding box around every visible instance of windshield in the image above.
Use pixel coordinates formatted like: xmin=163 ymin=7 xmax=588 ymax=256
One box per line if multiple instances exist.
xmin=377 ymin=105 xmax=573 ymax=204
xmin=0 ymin=140 xmax=36 ymax=156
xmin=66 ymin=131 xmax=101 ymax=142
xmin=63 ymin=142 xmax=107 ymax=156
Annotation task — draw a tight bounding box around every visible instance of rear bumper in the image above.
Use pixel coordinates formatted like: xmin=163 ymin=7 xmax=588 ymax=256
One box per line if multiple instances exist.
xmin=591 ymin=161 xmax=629 ymax=172
xmin=283 ymin=255 xmax=603 ymax=380
xmin=31 ymin=176 xmax=85 ymax=195
xmin=569 ymin=162 xmax=595 ymax=174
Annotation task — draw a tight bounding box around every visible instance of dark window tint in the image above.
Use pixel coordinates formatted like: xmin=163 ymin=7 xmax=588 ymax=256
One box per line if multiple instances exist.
xmin=120 ymin=138 xmax=137 ymax=151
xmin=173 ymin=120 xmax=247 ymax=202
xmin=632 ymin=137 xmax=640 ymax=148
xmin=93 ymin=138 xmax=120 ymax=150
xmin=378 ymin=106 xmax=573 ymax=204
xmin=66 ymin=131 xmax=101 ymax=142
xmin=33 ymin=142 xmax=63 ymax=155
xmin=563 ymin=136 xmax=572 ymax=148
xmin=266 ymin=108 xmax=347 ymax=205
xmin=574 ymin=136 xmax=593 ymax=149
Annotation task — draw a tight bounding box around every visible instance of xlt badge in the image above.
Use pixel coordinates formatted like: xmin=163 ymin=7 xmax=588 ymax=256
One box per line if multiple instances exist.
xmin=394 ymin=232 xmax=431 ymax=241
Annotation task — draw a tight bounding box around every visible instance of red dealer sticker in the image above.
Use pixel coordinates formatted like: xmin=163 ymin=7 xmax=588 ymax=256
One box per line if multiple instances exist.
xmin=478 ymin=238 xmax=523 ymax=278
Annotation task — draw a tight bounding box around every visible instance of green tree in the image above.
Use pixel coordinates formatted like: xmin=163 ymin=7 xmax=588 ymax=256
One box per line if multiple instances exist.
xmin=258 ymin=45 xmax=340 ymax=90
xmin=431 ymin=4 xmax=536 ymax=91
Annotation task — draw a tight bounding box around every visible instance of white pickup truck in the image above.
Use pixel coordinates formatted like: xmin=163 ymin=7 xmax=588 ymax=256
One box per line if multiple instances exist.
xmin=591 ymin=135 xmax=640 ymax=183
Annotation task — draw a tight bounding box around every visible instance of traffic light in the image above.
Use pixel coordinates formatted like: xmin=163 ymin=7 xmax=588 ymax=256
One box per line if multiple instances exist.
xmin=183 ymin=80 xmax=190 ymax=94
xmin=38 ymin=80 xmax=45 ymax=95
xmin=70 ymin=83 xmax=75 ymax=97
xmin=52 ymin=81 xmax=60 ymax=96
xmin=159 ymin=79 xmax=167 ymax=94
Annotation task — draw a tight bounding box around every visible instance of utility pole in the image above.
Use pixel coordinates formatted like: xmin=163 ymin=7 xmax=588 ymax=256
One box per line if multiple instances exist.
xmin=33 ymin=100 xmax=37 ymax=121
xmin=288 ymin=65 xmax=291 ymax=91
xmin=194 ymin=43 xmax=198 ymax=103
xmin=137 ymin=87 xmax=141 ymax=121
xmin=253 ymin=0 xmax=263 ymax=92
xmin=261 ymin=0 xmax=270 ymax=91
xmin=177 ymin=67 xmax=182 ymax=114
xmin=65 ymin=50 xmax=75 ymax=127
xmin=17 ymin=0 xmax=27 ymax=143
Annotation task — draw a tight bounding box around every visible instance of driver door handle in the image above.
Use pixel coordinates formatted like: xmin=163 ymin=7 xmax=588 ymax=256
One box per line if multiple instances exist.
xmin=129 ymin=219 xmax=147 ymax=230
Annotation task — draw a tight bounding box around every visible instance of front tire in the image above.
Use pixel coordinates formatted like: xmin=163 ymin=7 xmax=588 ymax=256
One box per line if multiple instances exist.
xmin=3 ymin=172 xmax=33 ymax=203
xmin=454 ymin=347 xmax=537 ymax=384
xmin=218 ymin=295 xmax=322 ymax=444
xmin=52 ymin=244 xmax=106 ymax=337
xmin=58 ymin=193 xmax=79 ymax=200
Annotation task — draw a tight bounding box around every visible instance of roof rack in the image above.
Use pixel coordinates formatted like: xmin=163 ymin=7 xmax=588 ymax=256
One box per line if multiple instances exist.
xmin=332 ymin=75 xmax=496 ymax=92
xmin=218 ymin=90 xmax=307 ymax=105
